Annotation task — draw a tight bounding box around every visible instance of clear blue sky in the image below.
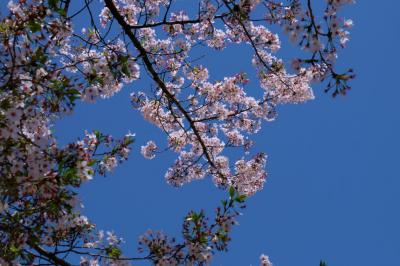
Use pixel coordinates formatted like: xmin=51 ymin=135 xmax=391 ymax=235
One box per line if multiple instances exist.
xmin=53 ymin=1 xmax=400 ymax=265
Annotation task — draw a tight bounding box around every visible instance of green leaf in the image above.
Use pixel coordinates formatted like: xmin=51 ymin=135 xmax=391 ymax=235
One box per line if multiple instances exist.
xmin=235 ymin=194 xmax=247 ymax=203
xmin=199 ymin=236 xmax=208 ymax=244
xmin=87 ymin=160 xmax=97 ymax=167
xmin=48 ymin=0 xmax=59 ymax=8
xmin=9 ymin=245 xmax=20 ymax=255
xmin=106 ymin=246 xmax=121 ymax=259
xmin=94 ymin=130 xmax=101 ymax=139
xmin=120 ymin=55 xmax=131 ymax=77
xmin=57 ymin=8 xmax=67 ymax=17
xmin=229 ymin=186 xmax=235 ymax=198
xmin=124 ymin=137 xmax=134 ymax=146
xmin=33 ymin=47 xmax=47 ymax=64
xmin=320 ymin=260 xmax=327 ymax=266
xmin=28 ymin=20 xmax=41 ymax=33
xmin=0 ymin=21 xmax=10 ymax=33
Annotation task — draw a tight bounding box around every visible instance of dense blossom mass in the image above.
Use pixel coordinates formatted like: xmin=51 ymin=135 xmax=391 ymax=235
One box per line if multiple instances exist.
xmin=0 ymin=0 xmax=354 ymax=265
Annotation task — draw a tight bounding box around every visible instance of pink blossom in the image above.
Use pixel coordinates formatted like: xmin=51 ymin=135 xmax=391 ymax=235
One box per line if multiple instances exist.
xmin=141 ymin=141 xmax=158 ymax=159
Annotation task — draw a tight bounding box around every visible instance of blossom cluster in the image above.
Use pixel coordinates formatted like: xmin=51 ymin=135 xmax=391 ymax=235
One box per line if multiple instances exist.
xmin=0 ymin=1 xmax=134 ymax=264
xmin=264 ymin=0 xmax=356 ymax=95
xmin=137 ymin=189 xmax=245 ymax=265
xmin=260 ymin=254 xmax=273 ymax=266
xmin=0 ymin=0 xmax=353 ymax=264
xmin=111 ymin=0 xmax=354 ymax=198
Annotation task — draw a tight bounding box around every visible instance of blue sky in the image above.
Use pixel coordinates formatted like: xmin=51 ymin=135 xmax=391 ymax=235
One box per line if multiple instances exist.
xmin=53 ymin=1 xmax=400 ymax=265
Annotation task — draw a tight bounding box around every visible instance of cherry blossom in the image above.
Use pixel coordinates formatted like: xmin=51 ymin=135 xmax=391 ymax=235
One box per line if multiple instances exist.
xmin=260 ymin=254 xmax=273 ymax=266
xmin=141 ymin=141 xmax=158 ymax=159
xmin=0 ymin=0 xmax=353 ymax=264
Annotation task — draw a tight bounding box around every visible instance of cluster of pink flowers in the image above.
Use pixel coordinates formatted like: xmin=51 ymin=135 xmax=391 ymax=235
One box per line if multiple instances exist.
xmin=260 ymin=254 xmax=273 ymax=266
xmin=0 ymin=0 xmax=353 ymax=264
xmin=117 ymin=0 xmax=354 ymax=197
xmin=0 ymin=1 xmax=135 ymax=263
xmin=141 ymin=140 xmax=158 ymax=159
xmin=137 ymin=191 xmax=243 ymax=265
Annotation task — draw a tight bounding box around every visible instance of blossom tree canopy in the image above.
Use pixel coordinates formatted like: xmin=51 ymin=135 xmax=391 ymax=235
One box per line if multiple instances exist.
xmin=0 ymin=0 xmax=354 ymax=265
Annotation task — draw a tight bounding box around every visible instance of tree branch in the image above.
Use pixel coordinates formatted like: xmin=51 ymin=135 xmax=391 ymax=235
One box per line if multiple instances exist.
xmin=28 ymin=241 xmax=71 ymax=266
xmin=103 ymin=0 xmax=217 ymax=170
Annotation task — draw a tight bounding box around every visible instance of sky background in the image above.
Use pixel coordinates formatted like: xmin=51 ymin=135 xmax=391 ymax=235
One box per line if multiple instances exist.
xmin=52 ymin=1 xmax=400 ymax=265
